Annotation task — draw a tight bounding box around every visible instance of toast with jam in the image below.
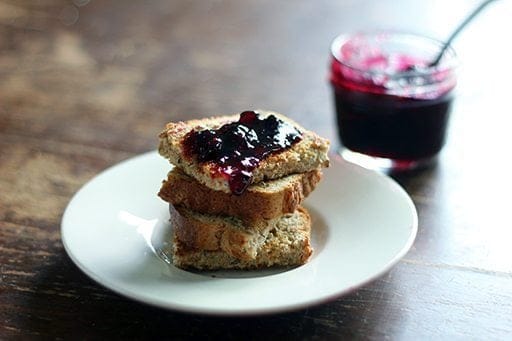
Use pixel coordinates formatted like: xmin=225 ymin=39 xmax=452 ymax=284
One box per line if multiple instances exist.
xmin=158 ymin=110 xmax=329 ymax=195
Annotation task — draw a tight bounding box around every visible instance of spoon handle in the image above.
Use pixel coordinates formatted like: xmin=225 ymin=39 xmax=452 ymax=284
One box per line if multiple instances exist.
xmin=430 ymin=0 xmax=498 ymax=67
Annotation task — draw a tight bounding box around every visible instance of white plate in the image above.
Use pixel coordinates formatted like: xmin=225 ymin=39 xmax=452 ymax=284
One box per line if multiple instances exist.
xmin=61 ymin=151 xmax=417 ymax=315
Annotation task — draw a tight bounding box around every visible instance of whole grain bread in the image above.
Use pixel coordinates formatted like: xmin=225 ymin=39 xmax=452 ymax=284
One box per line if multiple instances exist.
xmin=172 ymin=206 xmax=313 ymax=270
xmin=158 ymin=110 xmax=330 ymax=193
xmin=169 ymin=204 xmax=305 ymax=261
xmin=159 ymin=166 xmax=322 ymax=222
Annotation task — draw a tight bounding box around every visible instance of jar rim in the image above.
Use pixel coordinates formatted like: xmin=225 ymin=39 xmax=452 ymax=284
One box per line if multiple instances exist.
xmin=330 ymin=30 xmax=458 ymax=78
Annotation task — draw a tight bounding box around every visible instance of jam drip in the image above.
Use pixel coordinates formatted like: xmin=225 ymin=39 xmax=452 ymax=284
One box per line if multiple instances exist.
xmin=182 ymin=111 xmax=302 ymax=195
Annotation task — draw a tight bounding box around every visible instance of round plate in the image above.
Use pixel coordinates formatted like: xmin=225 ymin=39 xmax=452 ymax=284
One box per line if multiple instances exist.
xmin=61 ymin=151 xmax=417 ymax=315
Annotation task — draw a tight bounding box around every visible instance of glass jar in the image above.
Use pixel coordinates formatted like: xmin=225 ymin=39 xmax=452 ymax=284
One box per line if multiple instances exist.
xmin=330 ymin=31 xmax=457 ymax=172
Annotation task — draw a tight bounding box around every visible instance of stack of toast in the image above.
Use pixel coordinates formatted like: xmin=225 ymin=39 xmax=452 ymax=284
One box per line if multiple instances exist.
xmin=157 ymin=110 xmax=330 ymax=270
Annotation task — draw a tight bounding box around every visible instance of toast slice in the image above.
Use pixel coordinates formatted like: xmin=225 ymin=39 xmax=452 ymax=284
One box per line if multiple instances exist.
xmin=172 ymin=206 xmax=313 ymax=270
xmin=158 ymin=110 xmax=330 ymax=193
xmin=159 ymin=167 xmax=322 ymax=223
xmin=169 ymin=204 xmax=303 ymax=261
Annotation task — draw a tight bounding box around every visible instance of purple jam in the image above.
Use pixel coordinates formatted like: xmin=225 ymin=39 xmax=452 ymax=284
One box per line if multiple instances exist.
xmin=330 ymin=34 xmax=456 ymax=162
xmin=332 ymin=88 xmax=453 ymax=160
xmin=182 ymin=111 xmax=302 ymax=195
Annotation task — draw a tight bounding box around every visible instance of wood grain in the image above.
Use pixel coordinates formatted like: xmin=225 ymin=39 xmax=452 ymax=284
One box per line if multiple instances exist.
xmin=1 ymin=0 xmax=511 ymax=338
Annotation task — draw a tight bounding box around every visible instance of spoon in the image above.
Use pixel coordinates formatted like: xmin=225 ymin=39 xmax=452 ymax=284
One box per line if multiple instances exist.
xmin=428 ymin=0 xmax=498 ymax=68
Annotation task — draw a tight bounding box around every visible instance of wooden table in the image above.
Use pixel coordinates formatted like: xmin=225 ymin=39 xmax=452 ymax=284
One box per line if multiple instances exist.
xmin=2 ymin=0 xmax=511 ymax=338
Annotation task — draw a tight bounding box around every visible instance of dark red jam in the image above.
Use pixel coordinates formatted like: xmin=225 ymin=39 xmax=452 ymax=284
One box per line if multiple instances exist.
xmin=330 ymin=44 xmax=456 ymax=161
xmin=182 ymin=111 xmax=302 ymax=195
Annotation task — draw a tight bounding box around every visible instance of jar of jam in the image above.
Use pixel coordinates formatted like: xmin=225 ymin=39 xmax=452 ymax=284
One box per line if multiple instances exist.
xmin=330 ymin=31 xmax=457 ymax=172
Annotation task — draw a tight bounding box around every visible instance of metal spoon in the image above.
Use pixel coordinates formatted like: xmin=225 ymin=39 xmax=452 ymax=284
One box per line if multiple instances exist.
xmin=429 ymin=0 xmax=498 ymax=67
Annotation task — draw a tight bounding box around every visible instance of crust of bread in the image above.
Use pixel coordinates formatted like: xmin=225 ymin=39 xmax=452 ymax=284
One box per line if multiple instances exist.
xmin=158 ymin=110 xmax=330 ymax=193
xmin=172 ymin=207 xmax=313 ymax=270
xmin=159 ymin=167 xmax=322 ymax=222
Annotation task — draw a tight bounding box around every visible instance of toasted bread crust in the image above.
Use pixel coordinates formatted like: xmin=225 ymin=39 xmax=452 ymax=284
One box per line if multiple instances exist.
xmin=158 ymin=110 xmax=330 ymax=193
xmin=159 ymin=167 xmax=322 ymax=222
xmin=172 ymin=207 xmax=313 ymax=270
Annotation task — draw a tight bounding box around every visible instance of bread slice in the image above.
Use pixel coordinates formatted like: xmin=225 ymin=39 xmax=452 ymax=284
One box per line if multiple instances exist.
xmin=159 ymin=167 xmax=322 ymax=222
xmin=170 ymin=204 xmax=294 ymax=261
xmin=172 ymin=207 xmax=313 ymax=270
xmin=158 ymin=110 xmax=330 ymax=193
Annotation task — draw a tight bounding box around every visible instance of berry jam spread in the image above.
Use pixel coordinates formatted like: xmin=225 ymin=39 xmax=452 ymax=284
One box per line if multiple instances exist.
xmin=330 ymin=34 xmax=456 ymax=161
xmin=182 ymin=111 xmax=302 ymax=195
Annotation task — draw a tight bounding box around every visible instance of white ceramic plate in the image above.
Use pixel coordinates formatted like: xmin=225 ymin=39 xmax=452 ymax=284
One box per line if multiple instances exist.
xmin=61 ymin=151 xmax=417 ymax=315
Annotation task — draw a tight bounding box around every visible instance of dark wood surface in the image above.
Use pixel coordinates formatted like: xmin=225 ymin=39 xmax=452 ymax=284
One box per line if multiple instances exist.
xmin=1 ymin=0 xmax=511 ymax=339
